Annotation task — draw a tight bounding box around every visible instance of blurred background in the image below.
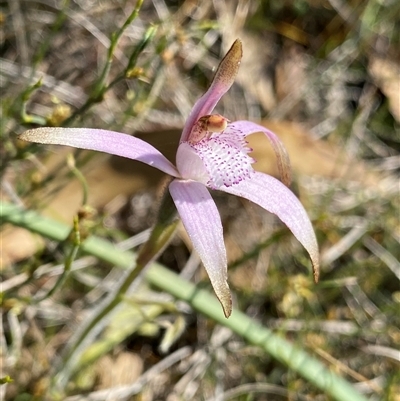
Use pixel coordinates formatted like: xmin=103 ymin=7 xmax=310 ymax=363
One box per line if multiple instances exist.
xmin=1 ymin=0 xmax=399 ymax=400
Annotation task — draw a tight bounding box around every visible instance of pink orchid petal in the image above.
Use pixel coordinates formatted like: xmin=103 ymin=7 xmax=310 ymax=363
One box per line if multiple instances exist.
xmin=176 ymin=142 xmax=210 ymax=183
xmin=19 ymin=127 xmax=179 ymax=177
xmin=229 ymin=121 xmax=292 ymax=186
xmin=220 ymin=171 xmax=320 ymax=282
xmin=181 ymin=40 xmax=243 ymax=143
xmin=169 ymin=179 xmax=232 ymax=317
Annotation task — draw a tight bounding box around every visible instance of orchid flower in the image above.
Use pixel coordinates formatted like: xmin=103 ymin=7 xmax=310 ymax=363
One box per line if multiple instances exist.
xmin=20 ymin=39 xmax=319 ymax=317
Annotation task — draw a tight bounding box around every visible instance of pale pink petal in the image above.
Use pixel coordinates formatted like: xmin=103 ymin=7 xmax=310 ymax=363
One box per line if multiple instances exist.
xmin=229 ymin=121 xmax=292 ymax=186
xmin=176 ymin=142 xmax=210 ymax=184
xmin=169 ymin=179 xmax=232 ymax=317
xmin=181 ymin=40 xmax=243 ymax=143
xmin=220 ymin=172 xmax=320 ymax=282
xmin=19 ymin=127 xmax=179 ymax=177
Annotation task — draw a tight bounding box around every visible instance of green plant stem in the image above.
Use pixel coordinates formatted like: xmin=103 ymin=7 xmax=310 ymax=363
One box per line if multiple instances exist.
xmin=19 ymin=78 xmax=47 ymax=125
xmin=32 ymin=0 xmax=70 ymax=68
xmin=94 ymin=0 xmax=144 ymax=96
xmin=63 ymin=0 xmax=145 ymax=124
xmin=66 ymin=153 xmax=89 ymax=206
xmin=34 ymin=215 xmax=80 ymax=302
xmin=124 ymin=25 xmax=157 ymax=76
xmin=0 ymin=202 xmax=368 ymax=401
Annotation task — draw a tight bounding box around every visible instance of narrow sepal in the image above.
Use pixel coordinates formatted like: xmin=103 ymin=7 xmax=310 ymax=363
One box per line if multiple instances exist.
xmin=181 ymin=39 xmax=243 ymax=143
xmin=19 ymin=127 xmax=179 ymax=177
xmin=169 ymin=180 xmax=232 ymax=317
xmin=220 ymin=172 xmax=320 ymax=282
